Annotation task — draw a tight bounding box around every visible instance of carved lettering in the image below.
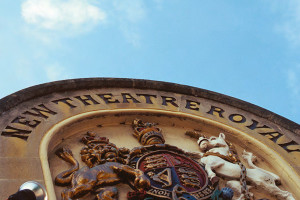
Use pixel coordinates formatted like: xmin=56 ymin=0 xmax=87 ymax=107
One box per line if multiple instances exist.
xmin=23 ymin=104 xmax=57 ymax=119
xmin=207 ymin=106 xmax=224 ymax=118
xmin=1 ymin=90 xmax=299 ymax=156
xmin=279 ymin=141 xmax=300 ymax=153
xmin=1 ymin=126 xmax=32 ymax=140
xmin=246 ymin=119 xmax=269 ymax=130
xmin=52 ymin=98 xmax=77 ymax=108
xmin=193 ymin=191 xmax=205 ymax=198
xmin=148 ymin=188 xmax=171 ymax=197
xmin=149 ymin=188 xmax=159 ymax=194
xmin=246 ymin=120 xmax=285 ymax=144
xmin=185 ymin=99 xmax=200 ymax=111
xmin=12 ymin=116 xmax=41 ymax=128
xmin=136 ymin=93 xmax=157 ymax=104
xmin=121 ymin=93 xmax=141 ymax=103
xmin=194 ymin=192 xmax=205 ymax=198
xmin=161 ymin=96 xmax=179 ymax=107
xmin=202 ymin=188 xmax=212 ymax=195
xmin=245 ymin=120 xmax=300 ymax=153
xmin=229 ymin=114 xmax=246 ymax=123
xmin=259 ymin=131 xmax=284 ymax=143
xmin=74 ymin=95 xmax=100 ymax=105
xmin=97 ymin=94 xmax=120 ymax=104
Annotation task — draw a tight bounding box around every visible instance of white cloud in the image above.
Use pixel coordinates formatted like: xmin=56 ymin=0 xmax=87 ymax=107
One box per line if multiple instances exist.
xmin=44 ymin=64 xmax=71 ymax=81
xmin=113 ymin=0 xmax=146 ymax=23
xmin=21 ymin=0 xmax=106 ymax=30
xmin=272 ymin=0 xmax=300 ymax=45
xmin=153 ymin=0 xmax=164 ymax=10
xmin=21 ymin=0 xmax=158 ymax=46
xmin=112 ymin=0 xmax=146 ymax=47
xmin=120 ymin=25 xmax=141 ymax=47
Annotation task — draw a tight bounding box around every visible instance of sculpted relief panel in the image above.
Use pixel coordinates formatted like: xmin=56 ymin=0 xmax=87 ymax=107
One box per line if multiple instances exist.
xmin=0 ymin=82 xmax=299 ymax=200
xmin=48 ymin=116 xmax=296 ymax=200
xmin=1 ymin=90 xmax=299 ymax=158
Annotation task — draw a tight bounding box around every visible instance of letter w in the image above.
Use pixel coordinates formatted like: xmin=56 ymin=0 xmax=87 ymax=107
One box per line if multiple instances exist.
xmin=1 ymin=126 xmax=31 ymax=140
xmin=23 ymin=104 xmax=57 ymax=119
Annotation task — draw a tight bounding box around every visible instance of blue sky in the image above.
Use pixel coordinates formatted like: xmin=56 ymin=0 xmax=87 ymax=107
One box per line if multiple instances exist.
xmin=0 ymin=0 xmax=299 ymax=124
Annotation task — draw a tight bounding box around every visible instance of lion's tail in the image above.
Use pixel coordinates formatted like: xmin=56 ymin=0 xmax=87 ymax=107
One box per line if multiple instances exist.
xmin=55 ymin=147 xmax=79 ymax=186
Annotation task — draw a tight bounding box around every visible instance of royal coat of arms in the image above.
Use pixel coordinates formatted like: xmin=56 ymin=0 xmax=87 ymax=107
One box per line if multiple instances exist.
xmin=54 ymin=119 xmax=294 ymax=200
xmin=128 ymin=149 xmax=215 ymax=200
xmin=126 ymin=119 xmax=217 ymax=200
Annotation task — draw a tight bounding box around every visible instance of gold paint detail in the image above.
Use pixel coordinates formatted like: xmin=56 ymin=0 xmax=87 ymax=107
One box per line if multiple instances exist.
xmin=54 ymin=133 xmax=150 ymax=199
xmin=39 ymin=109 xmax=300 ymax=200
xmin=132 ymin=119 xmax=165 ymax=145
xmin=80 ymin=131 xmax=129 ymax=168
xmin=202 ymin=152 xmax=238 ymax=163
xmin=178 ymin=168 xmax=201 ymax=189
xmin=148 ymin=168 xmax=172 ymax=188
xmin=144 ymin=154 xmax=168 ymax=170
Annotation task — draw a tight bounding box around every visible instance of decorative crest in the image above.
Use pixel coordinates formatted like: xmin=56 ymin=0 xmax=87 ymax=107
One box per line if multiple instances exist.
xmin=186 ymin=131 xmax=295 ymax=200
xmin=54 ymin=131 xmax=150 ymax=200
xmin=132 ymin=119 xmax=165 ymax=145
xmin=80 ymin=131 xmax=130 ymax=167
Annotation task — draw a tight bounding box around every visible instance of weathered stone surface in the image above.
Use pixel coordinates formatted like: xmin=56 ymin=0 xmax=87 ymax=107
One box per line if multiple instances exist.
xmin=0 ymin=78 xmax=299 ymax=200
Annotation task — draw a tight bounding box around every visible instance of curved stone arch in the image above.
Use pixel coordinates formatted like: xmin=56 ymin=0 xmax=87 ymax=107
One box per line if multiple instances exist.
xmin=0 ymin=78 xmax=299 ymax=199
xmin=0 ymin=78 xmax=299 ymax=134
xmin=39 ymin=109 xmax=299 ymax=199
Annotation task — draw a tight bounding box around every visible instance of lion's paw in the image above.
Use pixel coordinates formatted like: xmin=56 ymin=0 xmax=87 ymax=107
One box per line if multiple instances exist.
xmin=134 ymin=175 xmax=150 ymax=189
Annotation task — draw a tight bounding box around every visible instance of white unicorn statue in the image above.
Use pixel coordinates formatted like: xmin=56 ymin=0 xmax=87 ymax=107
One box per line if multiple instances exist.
xmin=188 ymin=132 xmax=295 ymax=200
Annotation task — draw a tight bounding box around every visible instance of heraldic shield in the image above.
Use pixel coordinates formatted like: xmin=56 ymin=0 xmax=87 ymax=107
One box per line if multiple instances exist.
xmin=1 ymin=79 xmax=299 ymax=200
xmin=129 ymin=150 xmax=216 ymax=200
